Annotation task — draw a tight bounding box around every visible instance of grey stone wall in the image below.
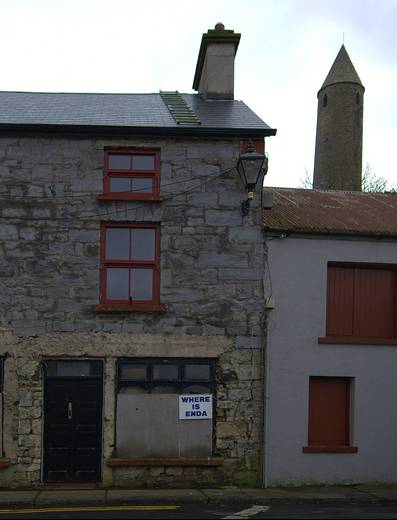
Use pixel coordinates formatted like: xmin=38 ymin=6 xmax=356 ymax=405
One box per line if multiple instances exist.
xmin=313 ymin=82 xmax=364 ymax=191
xmin=0 ymin=134 xmax=266 ymax=488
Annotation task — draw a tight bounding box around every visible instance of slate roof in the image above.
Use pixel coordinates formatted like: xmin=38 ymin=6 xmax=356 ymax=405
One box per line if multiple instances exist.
xmin=264 ymin=188 xmax=397 ymax=237
xmin=320 ymin=45 xmax=363 ymax=92
xmin=0 ymin=91 xmax=275 ymax=136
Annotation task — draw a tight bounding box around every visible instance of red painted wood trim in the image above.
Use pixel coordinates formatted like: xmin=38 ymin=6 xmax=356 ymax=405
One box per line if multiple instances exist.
xmin=100 ymin=222 xmax=161 ymax=305
xmin=303 ymin=446 xmax=358 ymax=454
xmin=103 ymin=148 xmax=160 ymax=199
xmin=308 ymin=378 xmax=350 ymax=448
xmin=326 ymin=264 xmax=397 ymax=339
xmin=319 ymin=336 xmax=397 ymax=345
xmin=239 ymin=139 xmax=265 ymax=154
xmin=328 ymin=261 xmax=397 ymax=271
xmin=96 ymin=194 xmax=162 ymax=201
xmin=106 ymin=458 xmax=223 ymax=467
xmin=95 ymin=304 xmax=166 ymax=313
xmin=0 ymin=459 xmax=11 ymax=468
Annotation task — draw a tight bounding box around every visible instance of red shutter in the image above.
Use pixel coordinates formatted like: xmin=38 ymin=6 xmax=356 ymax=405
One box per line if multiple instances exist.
xmin=354 ymin=268 xmax=395 ymax=338
xmin=326 ymin=265 xmax=396 ymax=340
xmin=326 ymin=267 xmax=354 ymax=336
xmin=308 ymin=377 xmax=350 ymax=446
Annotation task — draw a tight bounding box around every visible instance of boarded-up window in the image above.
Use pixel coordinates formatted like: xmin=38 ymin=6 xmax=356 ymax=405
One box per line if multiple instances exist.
xmin=326 ymin=264 xmax=397 ymax=339
xmin=307 ymin=377 xmax=351 ymax=447
xmin=116 ymin=358 xmax=214 ymax=458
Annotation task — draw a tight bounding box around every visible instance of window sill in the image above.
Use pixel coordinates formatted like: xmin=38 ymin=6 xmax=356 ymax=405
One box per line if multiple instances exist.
xmin=96 ymin=194 xmax=162 ymax=202
xmin=106 ymin=457 xmax=223 ymax=467
xmin=95 ymin=304 xmax=166 ymax=313
xmin=303 ymin=446 xmax=358 ymax=454
xmin=0 ymin=459 xmax=11 ymax=469
xmin=319 ymin=336 xmax=397 ymax=346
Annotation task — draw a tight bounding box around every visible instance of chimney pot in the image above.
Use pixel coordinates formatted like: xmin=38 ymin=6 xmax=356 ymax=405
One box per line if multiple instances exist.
xmin=193 ymin=24 xmax=241 ymax=100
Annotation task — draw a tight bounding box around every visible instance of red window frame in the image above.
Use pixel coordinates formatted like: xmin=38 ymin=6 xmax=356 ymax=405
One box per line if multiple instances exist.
xmin=319 ymin=262 xmax=397 ymax=345
xmin=239 ymin=139 xmax=264 ymax=154
xmin=303 ymin=377 xmax=357 ymax=453
xmin=97 ymin=222 xmax=164 ymax=312
xmin=98 ymin=148 xmax=160 ymax=201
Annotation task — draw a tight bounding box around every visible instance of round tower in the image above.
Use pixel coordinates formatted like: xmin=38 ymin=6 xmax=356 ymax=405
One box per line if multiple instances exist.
xmin=313 ymin=45 xmax=364 ymax=191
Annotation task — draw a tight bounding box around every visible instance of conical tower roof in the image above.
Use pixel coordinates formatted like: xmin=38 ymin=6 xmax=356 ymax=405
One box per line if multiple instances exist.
xmin=319 ymin=44 xmax=364 ymax=93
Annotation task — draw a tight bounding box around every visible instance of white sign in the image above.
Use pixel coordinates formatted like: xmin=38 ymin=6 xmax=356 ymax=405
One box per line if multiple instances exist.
xmin=179 ymin=394 xmax=213 ymax=420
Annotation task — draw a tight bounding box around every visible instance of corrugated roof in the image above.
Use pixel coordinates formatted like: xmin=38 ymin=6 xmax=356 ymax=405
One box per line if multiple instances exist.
xmin=0 ymin=91 xmax=275 ymax=134
xmin=264 ymin=188 xmax=397 ymax=237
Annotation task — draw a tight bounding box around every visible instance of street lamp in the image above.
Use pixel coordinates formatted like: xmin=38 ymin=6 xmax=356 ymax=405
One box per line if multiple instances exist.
xmin=236 ymin=142 xmax=268 ymax=216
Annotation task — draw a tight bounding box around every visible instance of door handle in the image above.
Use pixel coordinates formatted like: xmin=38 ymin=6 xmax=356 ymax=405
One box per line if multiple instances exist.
xmin=68 ymin=402 xmax=73 ymax=420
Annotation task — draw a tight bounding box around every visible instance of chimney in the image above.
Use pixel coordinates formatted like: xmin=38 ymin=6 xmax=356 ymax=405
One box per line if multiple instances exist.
xmin=193 ymin=23 xmax=241 ymax=100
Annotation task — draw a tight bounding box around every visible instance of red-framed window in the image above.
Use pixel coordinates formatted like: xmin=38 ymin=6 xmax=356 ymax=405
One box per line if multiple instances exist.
xmin=98 ymin=223 xmax=161 ymax=309
xmin=98 ymin=149 xmax=160 ymax=201
xmin=303 ymin=377 xmax=357 ymax=453
xmin=319 ymin=263 xmax=397 ymax=344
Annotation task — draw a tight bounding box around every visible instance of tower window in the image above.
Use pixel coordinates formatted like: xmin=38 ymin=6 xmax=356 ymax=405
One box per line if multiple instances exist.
xmin=322 ymin=94 xmax=327 ymax=108
xmin=356 ymin=92 xmax=360 ymax=105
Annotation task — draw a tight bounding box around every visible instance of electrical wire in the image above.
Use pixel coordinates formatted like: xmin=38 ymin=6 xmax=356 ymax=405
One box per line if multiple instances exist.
xmin=0 ymin=165 xmax=236 ymax=223
xmin=0 ymin=172 xmax=231 ymax=201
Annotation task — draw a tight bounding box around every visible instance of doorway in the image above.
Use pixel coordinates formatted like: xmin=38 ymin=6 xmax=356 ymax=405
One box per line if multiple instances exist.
xmin=43 ymin=360 xmax=103 ymax=482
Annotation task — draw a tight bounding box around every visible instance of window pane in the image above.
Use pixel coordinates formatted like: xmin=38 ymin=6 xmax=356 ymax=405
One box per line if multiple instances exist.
xmin=153 ymin=364 xmax=178 ymax=381
xmin=132 ymin=155 xmax=155 ymax=170
xmin=108 ymin=154 xmax=132 ymax=170
xmin=106 ymin=228 xmax=130 ymax=260
xmin=120 ymin=364 xmax=148 ymax=381
xmin=107 ymin=268 xmax=129 ymax=300
xmin=46 ymin=360 xmax=101 ymax=377
xmin=131 ymin=269 xmax=153 ymax=300
xmin=131 ymin=229 xmax=155 ymax=261
xmin=184 ymin=364 xmax=211 ymax=381
xmin=119 ymin=385 xmax=148 ymax=394
xmin=56 ymin=361 xmax=92 ymax=377
xmin=109 ymin=177 xmax=131 ymax=192
xmin=182 ymin=384 xmax=211 ymax=394
xmin=150 ymin=385 xmax=177 ymax=394
xmin=131 ymin=177 xmax=153 ymax=194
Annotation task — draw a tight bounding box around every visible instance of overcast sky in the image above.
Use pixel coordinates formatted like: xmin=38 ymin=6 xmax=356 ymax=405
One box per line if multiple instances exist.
xmin=1 ymin=0 xmax=396 ymax=189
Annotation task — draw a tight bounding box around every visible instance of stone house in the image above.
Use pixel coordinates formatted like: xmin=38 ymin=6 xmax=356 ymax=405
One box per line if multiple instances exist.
xmin=263 ymin=45 xmax=397 ymax=485
xmin=0 ymin=24 xmax=275 ymax=488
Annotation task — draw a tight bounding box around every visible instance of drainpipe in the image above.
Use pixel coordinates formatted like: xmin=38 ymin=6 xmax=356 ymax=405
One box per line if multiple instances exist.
xmin=262 ymin=313 xmax=271 ymax=488
xmin=261 ymin=276 xmax=270 ymax=488
xmin=261 ymin=231 xmax=273 ymax=488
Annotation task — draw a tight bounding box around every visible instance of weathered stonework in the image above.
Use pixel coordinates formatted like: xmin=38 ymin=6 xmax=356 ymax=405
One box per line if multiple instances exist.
xmin=313 ymin=45 xmax=364 ymax=191
xmin=0 ymin=134 xmax=266 ymax=488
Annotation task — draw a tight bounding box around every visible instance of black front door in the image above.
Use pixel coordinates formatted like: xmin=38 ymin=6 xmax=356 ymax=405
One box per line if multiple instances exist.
xmin=43 ymin=377 xmax=102 ymax=482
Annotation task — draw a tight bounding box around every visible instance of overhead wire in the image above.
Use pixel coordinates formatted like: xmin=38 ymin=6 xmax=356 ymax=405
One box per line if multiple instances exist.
xmin=0 ymin=165 xmax=237 ymax=223
xmin=0 ymin=171 xmax=232 ymax=201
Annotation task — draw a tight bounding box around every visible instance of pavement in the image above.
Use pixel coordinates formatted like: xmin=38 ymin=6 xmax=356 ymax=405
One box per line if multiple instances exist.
xmin=0 ymin=485 xmax=397 ymax=507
